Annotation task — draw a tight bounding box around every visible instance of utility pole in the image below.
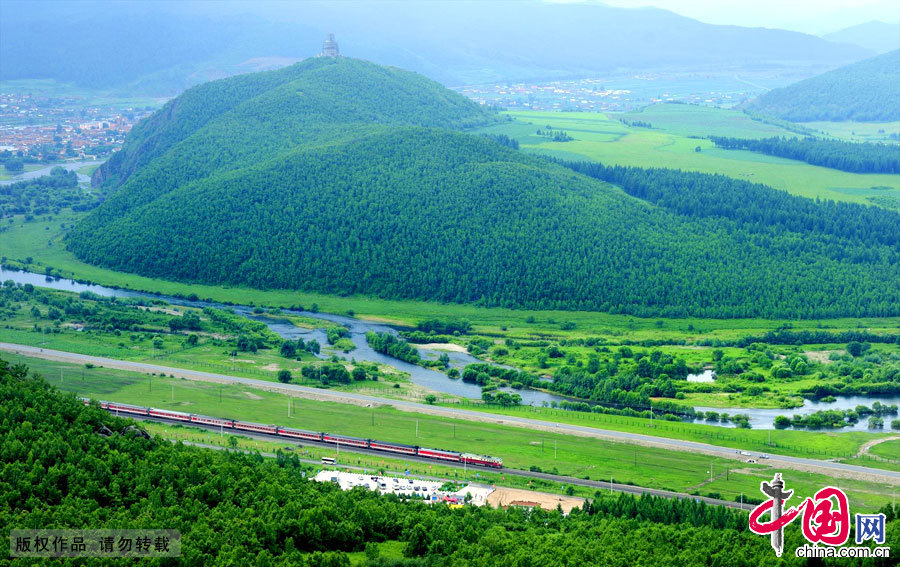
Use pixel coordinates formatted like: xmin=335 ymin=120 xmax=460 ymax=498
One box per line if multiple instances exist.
xmin=650 ymin=402 xmax=653 ymax=428
xmin=415 ymin=420 xmax=418 ymax=438
xmin=554 ymin=439 xmax=557 ymax=459
xmin=171 ymin=384 xmax=174 ymax=403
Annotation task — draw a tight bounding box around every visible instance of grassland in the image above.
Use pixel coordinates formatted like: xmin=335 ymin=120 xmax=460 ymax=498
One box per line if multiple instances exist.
xmin=0 ymin=282 xmax=426 ymax=401
xmin=3 ymin=351 xmax=896 ymax=512
xmin=475 ymin=105 xmax=900 ymax=207
xmin=805 ymin=120 xmax=900 ymax=143
xmin=870 ymin=440 xmax=900 ymax=462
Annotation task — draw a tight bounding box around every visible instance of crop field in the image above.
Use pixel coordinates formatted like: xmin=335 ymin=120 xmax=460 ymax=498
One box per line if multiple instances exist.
xmin=475 ymin=106 xmax=900 ymax=206
xmin=2 ymin=351 xmax=895 ymax=512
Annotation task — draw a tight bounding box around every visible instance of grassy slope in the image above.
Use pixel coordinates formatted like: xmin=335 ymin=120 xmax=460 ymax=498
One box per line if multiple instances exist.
xmin=476 ymin=107 xmax=900 ymax=207
xmin=4 ymin=351 xmax=892 ymax=512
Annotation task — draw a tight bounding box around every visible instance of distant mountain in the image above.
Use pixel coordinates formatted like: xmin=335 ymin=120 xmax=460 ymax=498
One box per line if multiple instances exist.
xmin=745 ymin=50 xmax=900 ymax=121
xmin=0 ymin=0 xmax=875 ymax=94
xmin=67 ymin=58 xmax=900 ymax=318
xmin=823 ymin=21 xmax=900 ymax=54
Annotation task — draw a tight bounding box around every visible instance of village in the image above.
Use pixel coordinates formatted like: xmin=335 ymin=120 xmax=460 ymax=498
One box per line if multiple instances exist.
xmin=0 ymin=92 xmax=154 ymax=160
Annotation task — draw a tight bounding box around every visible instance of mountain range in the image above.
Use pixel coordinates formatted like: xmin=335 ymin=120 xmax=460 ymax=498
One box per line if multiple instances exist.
xmin=746 ymin=50 xmax=900 ymax=121
xmin=0 ymin=0 xmax=876 ymax=94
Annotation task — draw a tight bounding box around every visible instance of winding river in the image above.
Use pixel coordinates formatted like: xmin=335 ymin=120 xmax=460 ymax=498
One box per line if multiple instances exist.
xmin=2 ymin=266 xmax=897 ymax=431
xmin=0 ymin=266 xmax=562 ymax=405
xmin=0 ymin=160 xmax=104 ymax=186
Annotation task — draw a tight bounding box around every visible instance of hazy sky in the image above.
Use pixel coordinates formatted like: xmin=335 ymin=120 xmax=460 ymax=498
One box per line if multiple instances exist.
xmin=567 ymin=0 xmax=900 ymax=34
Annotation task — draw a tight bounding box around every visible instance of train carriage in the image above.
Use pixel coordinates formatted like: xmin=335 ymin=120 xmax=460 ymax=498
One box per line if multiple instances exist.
xmin=277 ymin=427 xmax=322 ymax=441
xmin=148 ymin=408 xmax=191 ymax=422
xmin=106 ymin=402 xmax=149 ymax=416
xmin=461 ymin=453 xmax=503 ymax=469
xmin=369 ymin=440 xmax=418 ymax=456
xmin=191 ymin=414 xmax=234 ymax=428
xmin=417 ymin=447 xmax=461 ymax=462
xmin=322 ymin=433 xmax=369 ymax=449
xmin=233 ymin=421 xmax=278 ymax=435
xmin=90 ymin=403 xmax=504 ymax=470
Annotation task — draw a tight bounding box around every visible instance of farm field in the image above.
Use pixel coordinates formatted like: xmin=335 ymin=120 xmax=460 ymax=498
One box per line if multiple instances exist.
xmin=475 ymin=105 xmax=900 ymax=207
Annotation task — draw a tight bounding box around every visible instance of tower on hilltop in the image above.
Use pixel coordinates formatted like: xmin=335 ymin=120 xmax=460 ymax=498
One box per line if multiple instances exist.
xmin=321 ymin=33 xmax=340 ymax=57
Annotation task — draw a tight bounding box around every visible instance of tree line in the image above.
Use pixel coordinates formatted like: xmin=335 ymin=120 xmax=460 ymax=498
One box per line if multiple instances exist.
xmin=709 ymin=135 xmax=900 ymax=174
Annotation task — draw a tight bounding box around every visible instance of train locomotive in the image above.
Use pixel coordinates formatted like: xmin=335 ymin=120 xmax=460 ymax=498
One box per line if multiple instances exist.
xmin=82 ymin=398 xmax=503 ymax=469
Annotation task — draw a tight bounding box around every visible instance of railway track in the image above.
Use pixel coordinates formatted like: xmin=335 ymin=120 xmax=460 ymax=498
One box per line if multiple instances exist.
xmin=127 ymin=411 xmax=756 ymax=511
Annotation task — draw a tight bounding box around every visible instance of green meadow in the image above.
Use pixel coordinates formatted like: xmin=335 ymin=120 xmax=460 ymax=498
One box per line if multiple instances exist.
xmin=3 ymin=351 xmax=895 ymax=512
xmin=476 ymin=105 xmax=900 ymax=206
xmin=806 ymin=120 xmax=900 ymax=143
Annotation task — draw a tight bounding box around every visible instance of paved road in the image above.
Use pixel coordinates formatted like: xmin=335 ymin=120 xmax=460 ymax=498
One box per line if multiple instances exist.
xmin=138 ymin=414 xmax=756 ymax=511
xmin=3 ymin=342 xmax=899 ymax=485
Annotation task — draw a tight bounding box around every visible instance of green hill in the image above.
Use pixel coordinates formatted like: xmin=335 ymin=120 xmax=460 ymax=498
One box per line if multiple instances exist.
xmin=745 ymin=50 xmax=900 ymax=121
xmin=69 ymin=58 xmax=900 ymax=318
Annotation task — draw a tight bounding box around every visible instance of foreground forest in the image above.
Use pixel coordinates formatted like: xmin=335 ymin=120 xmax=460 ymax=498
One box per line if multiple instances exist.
xmin=2 ymin=358 xmax=898 ymax=566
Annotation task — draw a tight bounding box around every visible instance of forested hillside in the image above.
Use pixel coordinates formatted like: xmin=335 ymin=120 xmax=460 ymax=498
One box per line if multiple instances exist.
xmin=4 ymin=359 xmax=897 ymax=566
xmin=69 ymin=58 xmax=900 ymax=319
xmin=745 ymin=50 xmax=900 ymax=121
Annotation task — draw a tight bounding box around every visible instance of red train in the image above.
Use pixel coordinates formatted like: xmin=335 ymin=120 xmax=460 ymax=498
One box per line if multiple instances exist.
xmin=81 ymin=398 xmax=503 ymax=469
